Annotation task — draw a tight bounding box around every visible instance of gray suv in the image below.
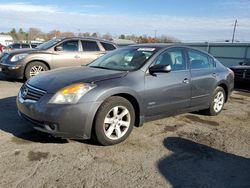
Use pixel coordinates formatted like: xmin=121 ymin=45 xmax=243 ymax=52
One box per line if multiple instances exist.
xmin=17 ymin=44 xmax=234 ymax=145
xmin=0 ymin=37 xmax=117 ymax=79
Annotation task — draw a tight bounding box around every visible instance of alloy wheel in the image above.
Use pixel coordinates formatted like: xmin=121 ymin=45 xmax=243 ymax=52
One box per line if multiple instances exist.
xmin=29 ymin=65 xmax=45 ymax=77
xmin=213 ymin=91 xmax=224 ymax=113
xmin=103 ymin=106 xmax=131 ymax=140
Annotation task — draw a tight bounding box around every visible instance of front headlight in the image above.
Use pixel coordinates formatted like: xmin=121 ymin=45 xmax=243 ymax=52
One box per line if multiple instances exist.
xmin=49 ymin=83 xmax=96 ymax=104
xmin=10 ymin=53 xmax=28 ymax=62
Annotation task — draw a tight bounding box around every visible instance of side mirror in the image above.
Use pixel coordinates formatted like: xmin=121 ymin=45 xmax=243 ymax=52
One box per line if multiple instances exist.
xmin=149 ymin=64 xmax=171 ymax=74
xmin=239 ymin=62 xmax=243 ymax=65
xmin=55 ymin=46 xmax=63 ymax=51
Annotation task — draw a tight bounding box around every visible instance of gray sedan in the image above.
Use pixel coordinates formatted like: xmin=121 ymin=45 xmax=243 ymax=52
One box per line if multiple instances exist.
xmin=17 ymin=44 xmax=234 ymax=145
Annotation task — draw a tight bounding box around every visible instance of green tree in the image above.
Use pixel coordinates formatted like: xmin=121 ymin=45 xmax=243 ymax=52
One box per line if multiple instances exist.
xmin=119 ymin=34 xmax=126 ymax=39
xmin=10 ymin=28 xmax=17 ymax=40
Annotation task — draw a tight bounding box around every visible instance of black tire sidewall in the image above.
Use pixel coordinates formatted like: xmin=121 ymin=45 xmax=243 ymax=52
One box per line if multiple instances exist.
xmin=94 ymin=96 xmax=135 ymax=146
xmin=25 ymin=62 xmax=48 ymax=80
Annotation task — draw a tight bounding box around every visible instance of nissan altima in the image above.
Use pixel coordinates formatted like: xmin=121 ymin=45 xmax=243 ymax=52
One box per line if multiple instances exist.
xmin=17 ymin=44 xmax=234 ymax=145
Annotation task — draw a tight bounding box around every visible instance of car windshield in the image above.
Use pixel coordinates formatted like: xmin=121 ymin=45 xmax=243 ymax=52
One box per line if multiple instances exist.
xmin=36 ymin=38 xmax=62 ymax=50
xmin=88 ymin=47 xmax=157 ymax=71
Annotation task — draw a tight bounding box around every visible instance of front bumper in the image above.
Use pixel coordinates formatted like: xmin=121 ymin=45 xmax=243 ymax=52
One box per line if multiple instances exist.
xmin=16 ymin=91 xmax=102 ymax=139
xmin=0 ymin=63 xmax=24 ymax=79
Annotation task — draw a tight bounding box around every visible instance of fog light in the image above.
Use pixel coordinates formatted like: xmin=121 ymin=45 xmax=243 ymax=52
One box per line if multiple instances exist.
xmin=8 ymin=66 xmax=21 ymax=70
xmin=50 ymin=124 xmax=57 ymax=130
xmin=44 ymin=123 xmax=57 ymax=131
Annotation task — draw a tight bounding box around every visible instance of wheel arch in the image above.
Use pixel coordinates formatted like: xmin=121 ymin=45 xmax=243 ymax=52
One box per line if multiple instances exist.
xmin=24 ymin=60 xmax=50 ymax=78
xmin=112 ymin=93 xmax=141 ymax=127
xmin=87 ymin=92 xmax=143 ymax=142
xmin=217 ymin=82 xmax=229 ymax=102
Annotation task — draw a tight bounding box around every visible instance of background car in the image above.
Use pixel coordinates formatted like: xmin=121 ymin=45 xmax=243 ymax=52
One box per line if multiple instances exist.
xmin=0 ymin=37 xmax=117 ymax=79
xmin=17 ymin=44 xmax=234 ymax=145
xmin=230 ymin=61 xmax=250 ymax=84
xmin=3 ymin=42 xmax=37 ymax=51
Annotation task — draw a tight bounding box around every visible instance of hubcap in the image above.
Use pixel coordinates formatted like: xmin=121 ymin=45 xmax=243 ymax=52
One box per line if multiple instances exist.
xmin=213 ymin=91 xmax=224 ymax=113
xmin=30 ymin=65 xmax=45 ymax=77
xmin=103 ymin=106 xmax=131 ymax=140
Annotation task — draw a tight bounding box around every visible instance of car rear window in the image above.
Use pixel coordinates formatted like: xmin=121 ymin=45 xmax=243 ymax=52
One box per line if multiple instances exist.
xmin=188 ymin=50 xmax=215 ymax=69
xmin=82 ymin=41 xmax=100 ymax=51
xmin=101 ymin=42 xmax=116 ymax=51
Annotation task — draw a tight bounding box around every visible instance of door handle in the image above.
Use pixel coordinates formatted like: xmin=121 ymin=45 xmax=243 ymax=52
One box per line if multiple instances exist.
xmin=212 ymin=73 xmax=217 ymax=77
xmin=98 ymin=53 xmax=105 ymax=58
xmin=74 ymin=55 xmax=80 ymax=59
xmin=183 ymin=78 xmax=189 ymax=84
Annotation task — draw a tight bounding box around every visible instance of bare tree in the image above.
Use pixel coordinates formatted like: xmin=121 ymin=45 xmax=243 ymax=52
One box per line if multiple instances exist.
xmin=81 ymin=32 xmax=91 ymax=37
xmin=157 ymin=35 xmax=180 ymax=43
xmin=102 ymin=32 xmax=112 ymax=40
xmin=91 ymin=32 xmax=100 ymax=38
xmin=60 ymin=32 xmax=74 ymax=37
xmin=16 ymin=28 xmax=27 ymax=41
xmin=28 ymin=28 xmax=43 ymax=40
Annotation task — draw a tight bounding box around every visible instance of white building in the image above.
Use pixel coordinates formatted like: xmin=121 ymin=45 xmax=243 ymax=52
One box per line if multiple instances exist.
xmin=0 ymin=34 xmax=13 ymax=46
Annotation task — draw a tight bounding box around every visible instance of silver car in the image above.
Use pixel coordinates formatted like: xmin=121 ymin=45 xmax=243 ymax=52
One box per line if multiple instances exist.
xmin=0 ymin=37 xmax=117 ymax=79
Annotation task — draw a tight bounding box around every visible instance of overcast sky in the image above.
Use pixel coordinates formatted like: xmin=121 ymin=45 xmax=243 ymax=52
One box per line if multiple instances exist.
xmin=0 ymin=0 xmax=249 ymax=42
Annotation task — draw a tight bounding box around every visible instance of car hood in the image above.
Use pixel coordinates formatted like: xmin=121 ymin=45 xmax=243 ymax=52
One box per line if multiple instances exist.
xmin=27 ymin=66 xmax=128 ymax=93
xmin=7 ymin=48 xmax=36 ymax=55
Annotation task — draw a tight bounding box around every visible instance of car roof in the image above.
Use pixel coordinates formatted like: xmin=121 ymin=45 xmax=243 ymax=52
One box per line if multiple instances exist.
xmin=129 ymin=43 xmax=212 ymax=56
xmin=130 ymin=43 xmax=194 ymax=49
xmin=57 ymin=37 xmax=116 ymax=45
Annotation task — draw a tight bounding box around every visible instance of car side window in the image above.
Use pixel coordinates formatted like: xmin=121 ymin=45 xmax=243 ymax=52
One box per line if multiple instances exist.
xmin=100 ymin=42 xmax=116 ymax=51
xmin=188 ymin=50 xmax=214 ymax=69
xmin=82 ymin=41 xmax=100 ymax=51
xmin=22 ymin=44 xmax=30 ymax=48
xmin=61 ymin=40 xmax=79 ymax=52
xmin=12 ymin=44 xmax=21 ymax=49
xmin=155 ymin=49 xmax=186 ymax=71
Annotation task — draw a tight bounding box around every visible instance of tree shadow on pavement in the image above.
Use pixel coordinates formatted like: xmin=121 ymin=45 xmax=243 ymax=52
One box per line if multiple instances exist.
xmin=0 ymin=96 xmax=67 ymax=143
xmin=158 ymin=137 xmax=250 ymax=188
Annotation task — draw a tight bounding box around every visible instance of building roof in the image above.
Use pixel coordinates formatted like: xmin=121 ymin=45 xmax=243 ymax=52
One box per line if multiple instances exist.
xmin=0 ymin=34 xmax=13 ymax=40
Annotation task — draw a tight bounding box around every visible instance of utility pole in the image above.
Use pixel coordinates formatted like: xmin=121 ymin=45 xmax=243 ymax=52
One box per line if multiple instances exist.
xmin=232 ymin=19 xmax=237 ymax=43
xmin=78 ymin=29 xmax=81 ymax=36
xmin=154 ymin=29 xmax=157 ymax=41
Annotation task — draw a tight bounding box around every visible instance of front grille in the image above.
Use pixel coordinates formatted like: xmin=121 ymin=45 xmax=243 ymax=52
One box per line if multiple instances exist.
xmin=233 ymin=69 xmax=250 ymax=79
xmin=20 ymin=84 xmax=46 ymax=102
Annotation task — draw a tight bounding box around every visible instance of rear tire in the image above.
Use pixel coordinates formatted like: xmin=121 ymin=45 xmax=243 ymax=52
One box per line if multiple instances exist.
xmin=25 ymin=61 xmax=48 ymax=80
xmin=204 ymin=86 xmax=225 ymax=116
xmin=93 ymin=96 xmax=135 ymax=146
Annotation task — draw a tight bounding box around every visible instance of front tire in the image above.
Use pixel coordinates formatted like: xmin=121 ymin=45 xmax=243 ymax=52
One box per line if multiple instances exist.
xmin=204 ymin=86 xmax=225 ymax=116
xmin=94 ymin=96 xmax=135 ymax=146
xmin=25 ymin=62 xmax=48 ymax=79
